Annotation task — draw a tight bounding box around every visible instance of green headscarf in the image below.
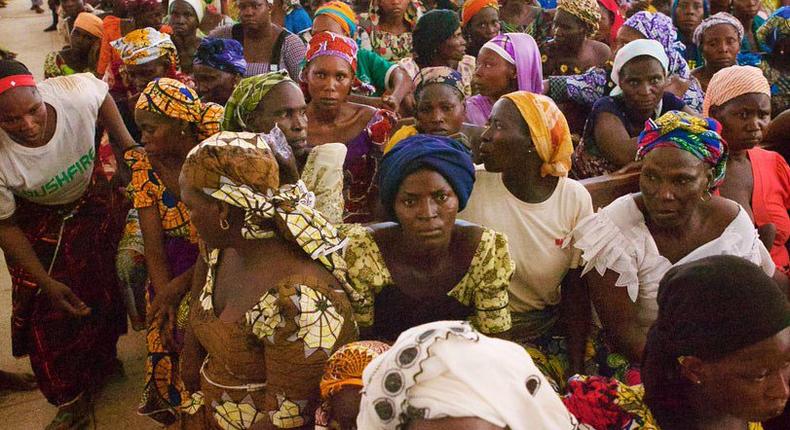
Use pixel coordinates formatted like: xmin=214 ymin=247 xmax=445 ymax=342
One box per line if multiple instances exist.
xmin=222 ymin=70 xmax=293 ymax=131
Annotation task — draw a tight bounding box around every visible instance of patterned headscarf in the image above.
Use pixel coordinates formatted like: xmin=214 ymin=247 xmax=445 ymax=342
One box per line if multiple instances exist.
xmin=502 ymin=92 xmax=574 ymax=178
xmin=193 ymin=37 xmax=247 ymax=76
xmin=74 ymin=12 xmax=103 ymax=39
xmin=368 ymin=0 xmax=424 ymax=29
xmin=135 ymin=77 xmax=224 ymax=140
xmin=756 ymin=6 xmax=790 ymax=54
xmin=702 ymin=65 xmax=771 ymax=116
xmin=636 ymin=111 xmax=728 ymax=188
xmin=320 ymin=341 xmax=391 ymax=399
xmin=692 ymin=12 xmax=744 ymax=46
xmin=414 ymin=66 xmax=466 ymax=99
xmin=111 ymin=27 xmax=179 ymax=67
xmin=624 ymin=12 xmax=691 ymax=79
xmin=306 ymin=31 xmax=358 ymax=72
xmin=557 ymin=0 xmax=601 ymax=37
xmin=222 ymin=71 xmax=293 ymax=131
xmin=461 ymin=0 xmax=499 ymax=27
xmin=481 ymin=33 xmax=544 ymax=94
xmin=314 ymin=1 xmax=358 ymax=38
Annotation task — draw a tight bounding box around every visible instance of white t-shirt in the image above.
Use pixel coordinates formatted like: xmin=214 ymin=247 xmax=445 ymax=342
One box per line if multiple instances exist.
xmin=460 ymin=167 xmax=594 ymax=313
xmin=0 ymin=73 xmax=108 ymax=219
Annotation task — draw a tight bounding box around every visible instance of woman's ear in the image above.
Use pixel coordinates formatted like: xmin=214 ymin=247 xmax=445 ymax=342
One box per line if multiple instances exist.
xmin=678 ymin=355 xmax=706 ymax=385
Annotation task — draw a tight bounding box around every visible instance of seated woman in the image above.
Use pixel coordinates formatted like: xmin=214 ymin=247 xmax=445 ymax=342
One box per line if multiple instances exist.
xmin=672 ymin=0 xmax=708 ymax=70
xmin=756 ymin=7 xmax=790 ymax=117
xmin=690 ymin=12 xmax=743 ymax=91
xmin=168 ymin=0 xmax=203 ymax=74
xmin=45 ymin=12 xmax=103 ymax=78
xmin=708 ymin=66 xmax=790 ymax=276
xmin=303 ymin=31 xmax=397 ymax=223
xmin=460 ymin=91 xmax=594 ymax=385
xmin=565 ymin=255 xmax=789 ymax=430
xmin=499 ymin=0 xmax=554 ymax=46
xmin=359 ymin=0 xmax=424 ymax=62
xmin=541 ymin=0 xmax=611 ymax=76
xmin=192 ymin=37 xmax=246 ymax=105
xmin=572 ymin=40 xmax=695 ymax=179
xmin=593 ymin=0 xmax=625 ymax=49
xmin=208 ymin=0 xmax=306 ymax=77
xmin=343 ymin=135 xmax=513 ymax=342
xmin=130 ymin=78 xmax=223 ymax=425
xmin=466 ymin=32 xmax=543 ymax=126
xmin=358 ymin=321 xmax=580 ymax=429
xmin=399 ymin=9 xmax=476 ymax=97
xmin=732 ymin=0 xmax=766 ymax=55
xmin=571 ymin=111 xmax=776 ymax=383
xmin=178 ymin=131 xmax=357 ymax=429
xmin=461 ymin=0 xmax=501 ymax=57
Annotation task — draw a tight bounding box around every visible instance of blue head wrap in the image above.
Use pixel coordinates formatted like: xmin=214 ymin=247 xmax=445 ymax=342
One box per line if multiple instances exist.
xmin=193 ymin=37 xmax=247 ymax=76
xmin=379 ymin=134 xmax=475 ymax=220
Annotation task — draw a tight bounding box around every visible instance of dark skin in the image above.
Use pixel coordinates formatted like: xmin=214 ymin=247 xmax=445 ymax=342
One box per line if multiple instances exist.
xmin=415 ymin=83 xmax=466 ymax=136
xmin=464 ymin=6 xmax=501 ymax=57
xmin=732 ymin=0 xmax=761 ymax=53
xmin=542 ymin=10 xmax=611 ymax=76
xmin=422 ymin=27 xmax=467 ymax=70
xmin=326 ymin=386 xmax=362 ymax=430
xmin=409 ymin=417 xmax=505 ymax=430
xmin=709 ymin=0 xmax=731 ymax=14
xmin=691 ymin=23 xmax=740 ymax=92
xmin=765 ymin=38 xmax=790 ymax=77
xmin=473 ymin=47 xmax=517 ymax=100
xmin=169 ymin=0 xmax=202 ymax=74
xmin=236 ymin=0 xmax=286 ymax=66
xmin=376 ymin=0 xmax=410 ymax=36
xmin=478 ymin=99 xmax=589 ymax=373
xmin=763 ymin=109 xmax=790 ymax=162
xmin=673 ymin=0 xmax=706 ymax=45
xmin=56 ymin=28 xmax=101 ymax=74
xmin=125 ymin=55 xmax=171 ymax=112
xmin=593 ymin=1 xmax=614 ymax=46
xmin=61 ymin=0 xmax=86 ymax=20
xmin=193 ymin=64 xmax=241 ymax=105
xmin=0 ymin=87 xmax=137 ymax=317
xmin=500 ymin=0 xmax=552 ymax=37
xmin=587 ymin=147 xmax=739 ymax=363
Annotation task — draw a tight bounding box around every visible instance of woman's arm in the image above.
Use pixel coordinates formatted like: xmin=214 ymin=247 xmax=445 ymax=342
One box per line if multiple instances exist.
xmin=98 ymin=94 xmax=137 ymax=184
xmin=179 ymin=257 xmax=208 ymax=392
xmin=587 ymin=269 xmax=645 ymax=364
xmin=138 ymin=206 xmax=172 ymax=295
xmin=594 ymin=112 xmax=640 ymax=168
xmin=560 ymin=268 xmax=591 ymax=375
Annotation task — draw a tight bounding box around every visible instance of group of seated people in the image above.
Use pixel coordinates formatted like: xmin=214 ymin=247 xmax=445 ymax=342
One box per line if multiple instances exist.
xmin=0 ymin=0 xmax=789 ymax=428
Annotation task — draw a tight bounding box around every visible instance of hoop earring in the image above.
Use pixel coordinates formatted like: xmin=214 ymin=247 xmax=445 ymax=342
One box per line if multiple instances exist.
xmin=699 ymin=190 xmax=712 ymax=202
xmin=219 ymin=218 xmax=230 ymax=230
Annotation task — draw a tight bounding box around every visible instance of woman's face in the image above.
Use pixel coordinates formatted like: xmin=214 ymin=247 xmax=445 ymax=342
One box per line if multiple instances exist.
xmin=467 ymin=7 xmax=501 ymax=47
xmin=248 ymin=81 xmax=310 ymax=161
xmin=128 ymin=56 xmax=170 ymax=91
xmin=69 ymin=27 xmax=98 ymax=54
xmin=478 ymin=98 xmax=533 ymax=173
xmin=0 ymin=87 xmax=47 ymax=147
xmin=710 ymin=93 xmax=771 ymax=152
xmin=193 ymin=64 xmax=240 ymax=105
xmin=709 ymin=0 xmax=731 ymax=13
xmin=134 ymin=109 xmax=195 ymax=165
xmin=416 ymin=84 xmax=465 ymax=136
xmin=133 ymin=9 xmax=165 ymax=29
xmin=674 ymin=0 xmax=706 ymax=36
xmin=639 ymin=146 xmax=712 ymax=229
xmin=700 ymin=23 xmax=740 ymax=71
xmin=179 ymin=171 xmax=229 ymax=249
xmin=61 ymin=0 xmax=85 ymax=18
xmin=613 ymin=25 xmax=645 ymax=55
xmin=618 ymin=56 xmax=666 ymax=115
xmin=378 ymin=0 xmax=409 ymax=19
xmin=408 ymin=417 xmax=505 ymax=430
xmin=237 ymin=0 xmax=270 ymax=29
xmin=436 ymin=27 xmax=468 ymax=64
xmin=473 ymin=47 xmax=516 ymax=98
xmin=594 ymin=2 xmax=613 ymax=44
xmin=305 ymin=56 xmax=354 ymax=109
xmin=732 ymin=0 xmax=760 ymax=19
xmin=552 ymin=10 xmax=588 ymax=49
xmin=328 ymin=387 xmax=362 ymax=430
xmin=312 ymin=14 xmax=347 ymax=36
xmin=170 ymin=0 xmax=200 ymax=37
xmin=393 ymin=169 xmax=459 ymax=250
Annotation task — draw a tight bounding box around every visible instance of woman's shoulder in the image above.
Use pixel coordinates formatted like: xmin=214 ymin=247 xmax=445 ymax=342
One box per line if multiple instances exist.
xmin=704 ymin=196 xmax=741 ymax=230
xmin=208 ymin=24 xmax=234 ymax=39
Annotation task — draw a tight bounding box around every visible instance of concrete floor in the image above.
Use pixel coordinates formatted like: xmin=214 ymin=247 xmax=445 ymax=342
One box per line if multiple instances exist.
xmin=0 ymin=2 xmax=160 ymax=428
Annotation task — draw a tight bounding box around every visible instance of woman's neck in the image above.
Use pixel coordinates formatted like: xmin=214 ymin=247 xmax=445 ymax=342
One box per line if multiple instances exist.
xmin=172 ymin=32 xmax=199 ymax=50
xmin=231 ymin=233 xmax=290 ymax=268
xmin=679 ymin=29 xmax=693 ymax=45
xmin=308 ymin=102 xmax=342 ymax=123
xmin=378 ymin=12 xmax=405 ymax=29
xmin=736 ymin=14 xmax=754 ymax=29
xmin=687 ymin=393 xmax=752 ymax=430
xmin=430 ymin=56 xmax=458 ymax=69
xmin=501 ymin=158 xmax=559 ymax=204
xmin=244 ymin=23 xmax=272 ymax=39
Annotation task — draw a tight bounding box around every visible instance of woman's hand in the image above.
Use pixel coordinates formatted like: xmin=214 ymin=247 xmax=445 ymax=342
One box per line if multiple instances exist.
xmin=270 ymin=131 xmax=300 ymax=185
xmin=41 ymin=280 xmax=91 ymax=317
xmin=665 ymin=76 xmax=691 ymax=99
xmin=148 ymin=275 xmax=189 ymax=350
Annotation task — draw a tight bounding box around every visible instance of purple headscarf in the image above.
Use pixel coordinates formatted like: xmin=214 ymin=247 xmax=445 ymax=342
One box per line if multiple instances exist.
xmin=624 ymin=12 xmax=691 ymax=79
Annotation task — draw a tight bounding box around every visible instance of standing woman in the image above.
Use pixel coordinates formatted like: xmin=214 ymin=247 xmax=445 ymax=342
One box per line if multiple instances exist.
xmin=44 ymin=12 xmax=104 ymax=78
xmin=461 ymin=0 xmax=501 ymax=57
xmin=756 ymin=7 xmax=790 ymax=117
xmin=690 ymin=12 xmax=743 ymax=91
xmin=209 ymin=0 xmax=306 ymax=78
xmin=0 ymin=60 xmax=137 ymax=429
xmin=168 ymin=0 xmax=204 ymax=74
xmin=360 ymin=0 xmax=424 ymax=62
xmin=541 ymin=0 xmax=611 ymax=77
xmin=303 ymin=31 xmax=397 ymax=223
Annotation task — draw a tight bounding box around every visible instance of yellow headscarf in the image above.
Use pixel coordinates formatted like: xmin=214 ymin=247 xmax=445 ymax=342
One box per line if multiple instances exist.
xmin=501 ymin=91 xmax=573 ymax=177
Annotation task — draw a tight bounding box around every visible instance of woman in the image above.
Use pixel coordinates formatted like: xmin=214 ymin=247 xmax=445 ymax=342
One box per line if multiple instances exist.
xmin=499 ymin=0 xmax=554 ymax=46
xmin=572 ymin=40 xmax=695 ymax=179
xmin=343 ymin=135 xmax=514 ymax=342
xmin=571 ymin=110 xmax=777 ymax=382
xmin=541 ymin=0 xmax=611 ymax=76
xmin=461 ymin=91 xmax=594 ymax=387
xmin=672 ymin=0 xmax=708 ymax=70
xmin=466 ymin=32 xmax=543 ymax=126
xmin=168 ymin=0 xmax=203 ymax=73
xmin=360 ymin=0 xmax=424 ymax=62
xmin=303 ymin=31 xmax=397 ymax=223
xmin=594 ymin=0 xmax=625 ymax=48
xmin=192 ymin=37 xmax=246 ymax=105
xmin=690 ymin=12 xmax=743 ymax=91
xmin=44 ymin=12 xmax=104 ymax=78
xmin=461 ymin=0 xmax=500 ymax=57
xmin=177 ymin=131 xmax=357 ymax=429
xmin=357 ymin=321 xmax=580 ymax=430
xmin=316 ymin=341 xmax=390 ymax=430
xmin=732 ymin=0 xmax=766 ymax=54
xmin=708 ymin=66 xmax=790 ymax=275
xmin=399 ymin=9 xmax=476 ymax=97
xmin=0 ymin=60 xmax=137 ymax=429
xmin=272 ymin=0 xmax=313 ymax=35
xmin=97 ymin=0 xmax=171 ymax=77
xmin=756 ymin=6 xmax=790 ymax=117
xmin=208 ymin=0 xmax=306 ymax=77
xmin=130 ymin=78 xmax=223 ymax=425
xmin=565 ymin=255 xmax=789 ymax=430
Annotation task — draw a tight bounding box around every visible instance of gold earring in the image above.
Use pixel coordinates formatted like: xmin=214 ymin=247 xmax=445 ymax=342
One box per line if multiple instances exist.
xmin=699 ymin=190 xmax=712 ymax=202
xmin=219 ymin=219 xmax=230 ymax=230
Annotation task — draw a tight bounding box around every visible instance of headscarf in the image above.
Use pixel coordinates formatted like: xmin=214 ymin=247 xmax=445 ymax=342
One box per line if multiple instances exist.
xmin=414 ymin=66 xmax=465 ymax=98
xmin=222 ymin=71 xmax=293 ymax=131
xmin=692 ymin=12 xmax=744 ymax=46
xmin=379 ymin=135 xmax=475 ymax=220
xmin=481 ymin=33 xmax=544 ymax=94
xmin=557 ymin=0 xmax=601 ymax=37
xmin=320 ymin=341 xmax=391 ymax=399
xmin=193 ymin=37 xmax=247 ymax=76
xmin=413 ymin=10 xmax=460 ymax=66
xmin=74 ymin=12 xmax=103 ymax=39
xmin=135 ymin=77 xmax=224 ymax=141
xmin=636 ymin=110 xmax=728 ymax=187
xmin=598 ymin=0 xmax=625 ymax=44
xmin=0 ymin=59 xmax=35 ymax=96
xmin=461 ymin=0 xmax=499 ymax=27
xmin=502 ymin=92 xmax=573 ymax=177
xmin=756 ymin=6 xmax=790 ymax=54
xmin=624 ymin=11 xmax=691 ymax=79
xmin=368 ymin=0 xmax=424 ymax=29
xmin=357 ymin=321 xmax=580 ymax=430
xmin=111 ymin=27 xmax=178 ymax=67
xmin=611 ymin=39 xmax=669 ymax=96
xmin=304 ymin=31 xmax=375 ymax=95
xmin=169 ymin=0 xmax=205 ymax=22
xmin=314 ymin=1 xmax=357 ymax=38
xmin=702 ymin=65 xmax=771 ymax=116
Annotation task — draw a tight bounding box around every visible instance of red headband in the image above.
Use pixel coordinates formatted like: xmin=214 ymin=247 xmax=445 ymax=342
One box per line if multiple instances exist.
xmin=0 ymin=74 xmax=36 ymax=95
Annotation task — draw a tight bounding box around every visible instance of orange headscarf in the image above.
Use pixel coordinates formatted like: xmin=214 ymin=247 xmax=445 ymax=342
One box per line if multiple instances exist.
xmin=461 ymin=0 xmax=499 ymax=27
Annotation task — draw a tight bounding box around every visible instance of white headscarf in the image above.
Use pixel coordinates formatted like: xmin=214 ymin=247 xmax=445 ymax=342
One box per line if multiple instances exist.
xmin=611 ymin=39 xmax=669 ymax=97
xmin=357 ymin=321 xmax=579 ymax=430
xmin=169 ymin=0 xmax=205 ymax=23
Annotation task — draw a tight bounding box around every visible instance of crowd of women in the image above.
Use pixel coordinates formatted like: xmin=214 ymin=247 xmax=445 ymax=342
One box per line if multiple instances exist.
xmin=0 ymin=0 xmax=789 ymax=428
